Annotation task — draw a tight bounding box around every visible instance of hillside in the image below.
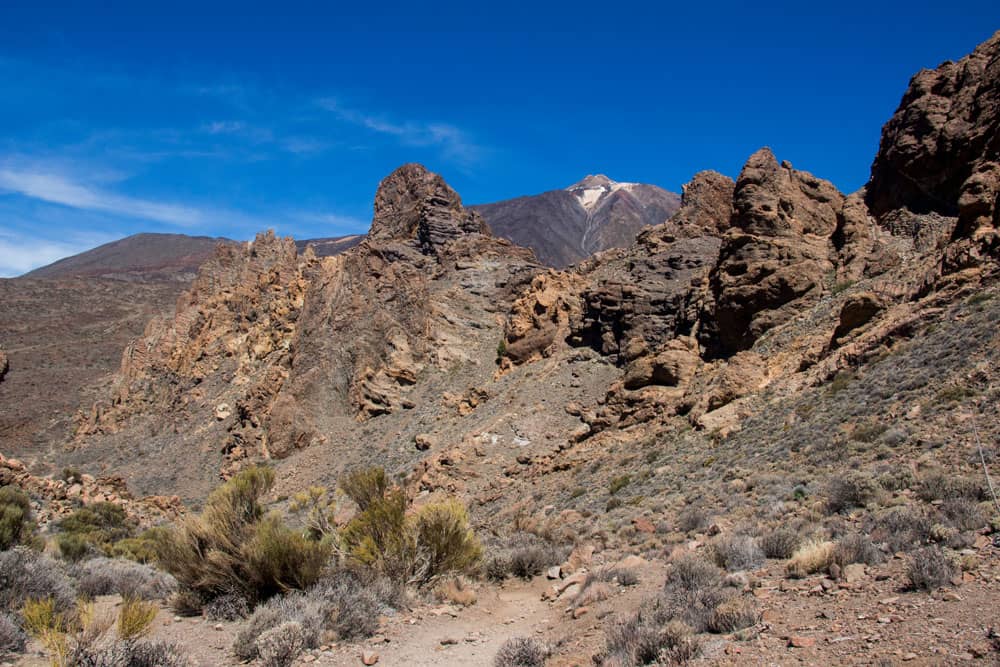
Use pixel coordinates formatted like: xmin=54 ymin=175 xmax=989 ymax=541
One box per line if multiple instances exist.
xmin=1 ymin=30 xmax=999 ymax=667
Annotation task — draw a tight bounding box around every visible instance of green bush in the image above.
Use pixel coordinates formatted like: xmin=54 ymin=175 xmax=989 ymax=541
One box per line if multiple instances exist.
xmin=412 ymin=500 xmax=482 ymax=582
xmin=609 ymin=475 xmax=631 ymax=495
xmin=0 ymin=486 xmax=37 ymax=550
xmin=55 ymin=502 xmax=134 ymax=560
xmin=153 ymin=466 xmax=330 ymax=609
xmin=339 ymin=467 xmax=389 ymax=512
xmin=340 ymin=468 xmax=482 ymax=584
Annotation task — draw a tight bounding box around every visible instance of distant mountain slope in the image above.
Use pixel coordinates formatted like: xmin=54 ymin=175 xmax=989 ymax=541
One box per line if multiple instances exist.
xmin=24 ymin=232 xmax=365 ymax=280
xmin=472 ymin=175 xmax=680 ymax=267
xmin=23 ymin=233 xmax=232 ymax=281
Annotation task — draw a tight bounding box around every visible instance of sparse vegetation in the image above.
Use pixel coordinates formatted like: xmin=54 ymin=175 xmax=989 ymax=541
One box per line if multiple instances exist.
xmin=0 ymin=611 xmax=26 ymax=656
xmin=153 ymin=466 xmax=330 ymax=611
xmin=786 ymin=540 xmax=834 ymax=578
xmin=825 ymin=472 xmax=879 ymax=513
xmin=760 ymin=526 xmax=801 ymax=559
xmin=906 ymin=546 xmax=956 ymax=590
xmin=72 ymin=556 xmax=176 ymax=600
xmin=483 ymin=532 xmax=567 ymax=581
xmin=707 ymin=533 xmax=764 ymax=571
xmin=494 ymin=636 xmax=549 ymax=667
xmin=609 ymin=475 xmax=631 ymax=495
xmin=831 ymin=533 xmax=881 ymax=567
xmin=55 ymin=501 xmax=134 ymax=561
xmin=0 ymin=547 xmax=76 ymax=613
xmin=0 ymin=486 xmax=38 ymax=551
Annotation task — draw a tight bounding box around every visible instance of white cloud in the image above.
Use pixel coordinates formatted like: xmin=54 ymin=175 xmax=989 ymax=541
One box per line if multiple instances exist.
xmin=0 ymin=230 xmax=118 ymax=277
xmin=0 ymin=168 xmax=206 ymax=226
xmin=317 ymin=99 xmax=483 ymax=166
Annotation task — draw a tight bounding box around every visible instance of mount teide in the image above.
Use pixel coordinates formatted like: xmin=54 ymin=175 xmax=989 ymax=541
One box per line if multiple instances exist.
xmin=472 ymin=175 xmax=680 ymax=267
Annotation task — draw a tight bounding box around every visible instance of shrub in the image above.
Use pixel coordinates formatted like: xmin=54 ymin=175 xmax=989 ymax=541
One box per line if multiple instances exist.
xmin=786 ymin=540 xmax=834 ymax=578
xmin=869 ymin=506 xmax=933 ymax=553
xmin=340 ymin=487 xmax=415 ymax=582
xmin=916 ymin=473 xmax=984 ymax=502
xmin=256 ymin=621 xmax=305 ymax=667
xmin=233 ymin=592 xmax=325 ymax=662
xmin=204 ymin=592 xmax=251 ymax=621
xmin=707 ymin=596 xmax=759 ymax=633
xmin=0 ymin=485 xmax=37 ymax=550
xmin=288 ymin=487 xmax=337 ymax=541
xmin=708 ymin=534 xmax=765 ymax=572
xmin=667 ymin=553 xmax=722 ymax=591
xmin=56 ymin=502 xmax=133 ymax=561
xmin=760 ymin=527 xmax=801 ymax=559
xmin=906 ymin=546 xmax=956 ymax=590
xmin=339 ymin=467 xmax=389 ymax=512
xmin=941 ymin=499 xmax=987 ymax=532
xmin=412 ymin=500 xmax=482 ymax=583
xmin=117 ymin=596 xmax=156 ymax=640
xmin=83 ymin=640 xmax=190 ymax=667
xmin=0 ymin=547 xmax=76 ymax=613
xmin=831 ymin=533 xmax=881 ymax=567
xmin=72 ymin=557 xmax=176 ymax=600
xmin=0 ymin=610 xmax=26 ymax=656
xmin=609 ymin=475 xmax=631 ymax=495
xmin=234 ymin=569 xmax=399 ymax=661
xmin=825 ymin=472 xmax=879 ymax=513
xmin=602 ymin=615 xmax=701 ymax=666
xmin=494 ymin=636 xmax=549 ymax=667
xmin=488 ymin=532 xmax=566 ymax=581
xmin=677 ymin=507 xmax=709 ymax=533
xmin=153 ymin=466 xmax=330 ymax=609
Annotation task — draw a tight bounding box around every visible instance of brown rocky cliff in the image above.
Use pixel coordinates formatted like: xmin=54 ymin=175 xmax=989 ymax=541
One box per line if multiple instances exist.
xmin=867 ymin=30 xmax=1000 ymax=272
xmin=72 ymin=163 xmax=538 ymax=488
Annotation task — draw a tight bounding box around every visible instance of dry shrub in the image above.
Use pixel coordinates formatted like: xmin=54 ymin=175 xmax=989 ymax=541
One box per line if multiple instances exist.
xmin=667 ymin=553 xmax=722 ymax=591
xmin=707 ymin=596 xmax=759 ymax=633
xmin=869 ymin=506 xmax=933 ymax=553
xmin=759 ymin=527 xmax=801 ymax=559
xmin=916 ymin=473 xmax=985 ymax=502
xmin=232 ymin=592 xmax=324 ymax=662
xmin=786 ymin=540 xmax=834 ymax=578
xmin=0 ymin=547 xmax=76 ymax=613
xmin=941 ymin=499 xmax=987 ymax=532
xmin=256 ymin=621 xmax=305 ymax=667
xmin=825 ymin=472 xmax=879 ymax=513
xmin=494 ymin=636 xmax=549 ymax=667
xmin=708 ymin=534 xmax=764 ymax=571
xmin=233 ymin=568 xmax=400 ymax=661
xmin=677 ymin=507 xmax=709 ymax=533
xmin=23 ymin=595 xmax=180 ymax=667
xmin=0 ymin=485 xmax=38 ymax=550
xmin=204 ymin=592 xmax=250 ymax=622
xmin=72 ymin=557 xmax=176 ymax=600
xmin=153 ymin=466 xmax=330 ymax=610
xmin=435 ymin=576 xmax=477 ymax=606
xmin=906 ymin=546 xmax=956 ymax=590
xmin=831 ymin=533 xmax=882 ymax=568
xmin=602 ymin=615 xmax=701 ymax=666
xmin=484 ymin=532 xmax=565 ymax=581
xmin=0 ymin=611 xmax=26 ymax=656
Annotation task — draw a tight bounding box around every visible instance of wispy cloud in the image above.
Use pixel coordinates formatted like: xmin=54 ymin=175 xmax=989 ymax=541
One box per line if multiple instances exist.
xmin=0 ymin=168 xmax=207 ymax=226
xmin=317 ymin=98 xmax=484 ymax=166
xmin=0 ymin=227 xmax=119 ymax=277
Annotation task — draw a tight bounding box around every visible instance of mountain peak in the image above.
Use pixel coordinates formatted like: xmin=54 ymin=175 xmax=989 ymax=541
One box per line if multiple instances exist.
xmin=568 ymin=174 xmax=615 ymax=190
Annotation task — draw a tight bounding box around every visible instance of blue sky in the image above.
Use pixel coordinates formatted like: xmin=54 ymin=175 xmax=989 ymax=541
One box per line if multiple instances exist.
xmin=0 ymin=1 xmax=997 ymax=276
